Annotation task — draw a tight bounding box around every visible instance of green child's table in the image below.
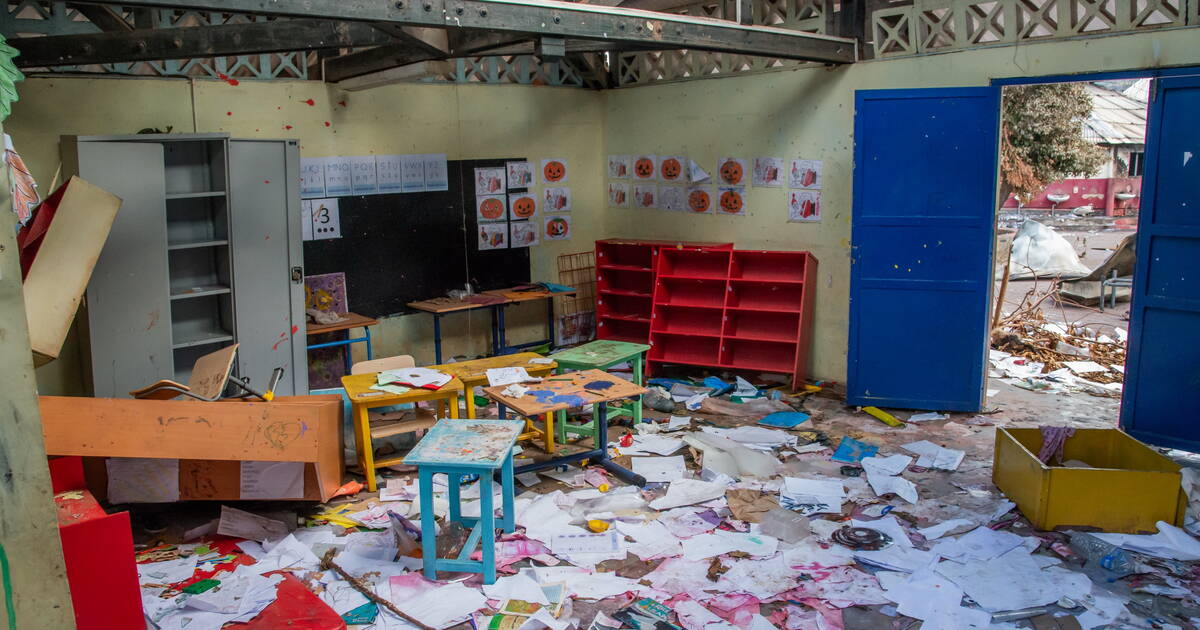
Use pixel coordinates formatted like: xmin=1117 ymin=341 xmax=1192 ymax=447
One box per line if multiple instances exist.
xmin=549 ymin=339 xmax=651 ymax=444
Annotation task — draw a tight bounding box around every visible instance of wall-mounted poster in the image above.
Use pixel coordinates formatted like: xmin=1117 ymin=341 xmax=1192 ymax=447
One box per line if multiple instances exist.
xmin=608 ymin=155 xmax=631 ymax=179
xmin=633 ymin=155 xmax=658 ymax=181
xmin=788 ymin=190 xmax=821 ymax=222
xmin=475 ymin=167 xmax=506 ymax=195
xmin=789 ymin=159 xmax=823 ymax=189
xmin=659 ymin=185 xmax=686 ymax=212
xmin=509 ymin=193 xmax=538 ymax=220
xmin=544 ymin=187 xmax=572 ymax=213
xmin=753 ymin=157 xmax=784 ymax=188
xmin=376 ymin=155 xmax=404 ymax=193
xmin=422 ymin=154 xmax=449 ymax=191
xmin=350 ymin=156 xmax=378 ymax=195
xmin=307 ymin=198 xmax=342 ymax=238
xmin=511 ymin=221 xmax=540 ymax=248
xmin=300 ymin=158 xmax=326 ymax=198
xmin=476 ymin=195 xmax=508 ymax=222
xmin=544 ymin=215 xmax=572 ymax=240
xmin=688 ymin=159 xmax=711 ymax=184
xmin=401 ymin=155 xmax=425 ymax=192
xmin=717 ymin=187 xmax=746 ymax=216
xmin=717 ymin=157 xmax=747 ymax=186
xmin=634 ymin=184 xmax=658 ymax=209
xmin=506 ymin=161 xmax=533 ymax=188
xmin=541 ymin=158 xmax=568 ymax=184
xmin=479 ymin=223 xmax=508 ymax=250
xmin=659 ymin=155 xmax=685 ymax=182
xmin=609 ymin=182 xmax=630 ymax=208
xmin=686 ymin=186 xmax=713 ymax=214
xmin=323 ymin=158 xmax=353 ymax=196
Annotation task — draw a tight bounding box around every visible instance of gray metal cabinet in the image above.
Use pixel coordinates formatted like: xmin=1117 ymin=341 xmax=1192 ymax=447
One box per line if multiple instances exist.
xmin=62 ymin=133 xmax=307 ymax=398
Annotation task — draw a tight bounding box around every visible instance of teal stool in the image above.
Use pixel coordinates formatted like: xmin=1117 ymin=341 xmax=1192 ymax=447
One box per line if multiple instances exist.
xmin=404 ymin=418 xmax=524 ymax=584
xmin=550 ymin=339 xmax=651 ymax=444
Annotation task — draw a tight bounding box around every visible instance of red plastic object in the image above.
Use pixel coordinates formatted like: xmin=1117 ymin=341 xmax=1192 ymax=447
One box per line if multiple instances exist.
xmin=49 ymin=457 xmax=145 ymax=630
xmin=228 ymin=573 xmax=346 ymax=630
xmin=595 ymin=239 xmax=732 ymax=344
xmin=647 ymin=249 xmax=818 ymax=391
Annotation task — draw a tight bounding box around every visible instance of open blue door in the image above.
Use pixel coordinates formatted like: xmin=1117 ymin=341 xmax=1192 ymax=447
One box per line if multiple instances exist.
xmin=1120 ymin=76 xmax=1200 ymax=450
xmin=848 ymin=88 xmax=1000 ymax=411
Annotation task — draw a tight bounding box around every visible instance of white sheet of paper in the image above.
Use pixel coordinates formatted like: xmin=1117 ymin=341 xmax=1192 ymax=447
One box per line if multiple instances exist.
xmin=861 ymin=454 xmax=913 ymax=476
xmin=614 ymin=521 xmax=683 ymax=560
xmin=482 ymin=573 xmax=551 ymax=605
xmin=901 ymin=440 xmax=965 ymax=471
xmin=396 ymin=582 xmax=487 ymax=629
xmin=852 ymin=516 xmax=912 ymax=548
xmin=138 ymin=556 xmax=198 ymax=585
xmin=1065 ymin=360 xmax=1107 ymax=374
xmin=866 ymin=471 xmax=918 ymax=503
xmin=794 ymin=443 xmax=830 ymax=454
xmin=632 ymin=456 xmax=687 ymax=482
xmin=648 ymin=479 xmax=727 ymax=510
xmin=667 ymin=415 xmax=692 ymax=431
xmin=680 ymin=529 xmax=778 ymax=560
xmin=618 ymin=434 xmax=684 ymax=456
xmin=908 ymin=412 xmax=950 ymax=422
xmin=780 ymin=477 xmax=845 ymax=515
xmin=216 ymin=505 xmax=289 ymax=542
xmin=551 ymin=531 xmax=621 ymax=555
xmin=1093 ymin=521 xmax=1200 ymax=560
xmin=937 ymin=547 xmax=1087 ymax=612
xmin=107 ymin=457 xmax=179 ymax=503
xmin=517 ymin=472 xmax=542 ymax=487
xmin=935 ymin=526 xmax=1024 ymax=561
xmin=240 ymin=461 xmax=304 ymax=500
xmin=486 ymin=367 xmax=542 ymax=386
xmin=917 ymin=518 xmax=975 ymax=540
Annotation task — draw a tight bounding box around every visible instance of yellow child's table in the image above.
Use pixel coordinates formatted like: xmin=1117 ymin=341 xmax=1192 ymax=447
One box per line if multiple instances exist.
xmin=340 ymin=372 xmax=464 ymax=491
xmin=428 ymin=352 xmax=557 ymax=419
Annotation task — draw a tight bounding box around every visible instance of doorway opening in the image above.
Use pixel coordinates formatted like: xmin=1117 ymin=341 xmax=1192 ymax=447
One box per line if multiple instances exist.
xmin=986 ymin=78 xmax=1149 ymax=425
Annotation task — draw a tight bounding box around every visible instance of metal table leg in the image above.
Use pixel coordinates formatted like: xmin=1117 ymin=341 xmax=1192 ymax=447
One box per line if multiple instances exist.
xmin=364 ymin=325 xmax=373 ymax=360
xmin=433 ymin=313 xmax=443 ymax=364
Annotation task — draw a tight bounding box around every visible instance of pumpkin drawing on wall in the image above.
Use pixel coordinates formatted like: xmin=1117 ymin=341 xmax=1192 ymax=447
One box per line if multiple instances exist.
xmin=687 ymin=188 xmax=712 ymax=213
xmin=541 ymin=158 xmax=568 ymax=184
xmin=633 ymin=155 xmax=657 ymax=180
xmin=509 ymin=194 xmax=537 ymax=219
xmin=660 ymin=156 xmax=683 ymax=181
xmin=544 ymin=215 xmax=571 ymax=240
xmin=718 ymin=158 xmax=746 ymax=186
xmin=477 ymin=195 xmax=506 ymax=221
xmin=718 ymin=187 xmax=745 ymax=215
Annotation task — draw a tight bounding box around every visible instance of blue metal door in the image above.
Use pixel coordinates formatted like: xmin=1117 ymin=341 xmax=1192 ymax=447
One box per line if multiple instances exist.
xmin=1120 ymin=76 xmax=1200 ymax=450
xmin=848 ymin=88 xmax=1000 ymax=411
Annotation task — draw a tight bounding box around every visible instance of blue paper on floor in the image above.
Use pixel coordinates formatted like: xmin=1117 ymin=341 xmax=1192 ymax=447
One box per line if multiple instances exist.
xmin=758 ymin=411 xmax=811 ymax=428
xmin=831 ymin=436 xmax=879 ymax=463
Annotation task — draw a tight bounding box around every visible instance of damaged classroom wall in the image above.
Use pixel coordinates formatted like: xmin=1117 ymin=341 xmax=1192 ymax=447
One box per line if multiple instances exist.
xmin=600 ymin=26 xmax=1200 ymax=383
xmin=7 ymin=78 xmax=606 ymax=396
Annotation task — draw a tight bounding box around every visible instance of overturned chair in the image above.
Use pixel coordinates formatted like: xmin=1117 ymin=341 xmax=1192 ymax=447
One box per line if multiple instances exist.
xmin=129 ymin=343 xmax=284 ymax=402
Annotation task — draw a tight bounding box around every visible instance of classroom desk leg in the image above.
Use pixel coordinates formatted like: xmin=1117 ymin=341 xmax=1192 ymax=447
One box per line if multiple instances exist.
xmin=546 ymin=297 xmax=555 ymax=350
xmin=433 ymin=314 xmax=443 ymax=364
xmin=499 ymin=450 xmax=515 ymax=532
xmin=631 ymin=353 xmax=644 ymax=425
xmin=364 ymin=325 xmax=373 ymax=361
xmin=448 ymin=473 xmax=462 ymax=524
xmin=496 ymin=305 xmax=509 ymax=354
xmin=498 ymin=404 xmax=507 ymax=420
xmin=543 ymin=412 xmax=555 ymax=453
xmin=465 ymin=390 xmax=477 ymax=419
xmin=449 ymin=393 xmax=460 ymax=419
xmin=489 ymin=306 xmax=500 ymax=357
xmin=479 ymin=471 xmax=497 ymax=584
xmin=419 ymin=467 xmax=438 ymax=580
xmin=594 ymin=402 xmax=646 ymax=486
xmin=356 ymin=404 xmax=379 ymax=492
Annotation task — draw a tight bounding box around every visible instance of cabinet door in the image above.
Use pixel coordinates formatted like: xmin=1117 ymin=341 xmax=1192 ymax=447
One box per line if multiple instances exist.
xmin=78 ymin=141 xmax=172 ymax=397
xmin=229 ymin=139 xmax=307 ymax=395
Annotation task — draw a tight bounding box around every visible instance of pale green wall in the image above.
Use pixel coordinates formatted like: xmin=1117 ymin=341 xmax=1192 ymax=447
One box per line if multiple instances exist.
xmin=601 ymin=27 xmax=1200 ymax=381
xmin=9 ymin=78 xmax=604 ymax=395
xmin=11 ymin=27 xmax=1200 ymax=394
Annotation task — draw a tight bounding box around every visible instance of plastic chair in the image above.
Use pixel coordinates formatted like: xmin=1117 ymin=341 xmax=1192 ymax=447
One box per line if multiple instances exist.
xmin=351 ymin=354 xmax=416 ymax=374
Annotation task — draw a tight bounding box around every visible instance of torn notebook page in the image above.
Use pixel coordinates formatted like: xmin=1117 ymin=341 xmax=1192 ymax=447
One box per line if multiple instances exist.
xmin=648 ymin=479 xmax=728 ymax=510
xmin=901 ymin=440 xmax=965 ymax=471
xmin=486 ymin=367 xmax=543 ymax=386
xmin=780 ymin=477 xmax=845 ymax=515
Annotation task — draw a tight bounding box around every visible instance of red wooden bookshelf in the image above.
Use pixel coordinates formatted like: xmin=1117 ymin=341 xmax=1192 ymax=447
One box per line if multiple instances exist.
xmin=648 ymin=248 xmax=817 ymax=391
xmin=595 ymin=239 xmax=732 ymax=344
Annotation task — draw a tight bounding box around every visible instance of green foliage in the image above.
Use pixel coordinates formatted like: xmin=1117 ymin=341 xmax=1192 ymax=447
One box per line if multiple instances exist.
xmin=1000 ymin=83 xmax=1108 ymax=202
xmin=0 ymin=35 xmax=23 ymax=122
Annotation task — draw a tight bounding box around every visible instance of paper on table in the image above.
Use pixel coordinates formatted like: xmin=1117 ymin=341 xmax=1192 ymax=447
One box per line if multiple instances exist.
xmin=528 ymin=357 xmax=555 ymax=364
xmin=216 ymin=505 xmax=289 ymax=542
xmin=107 ymin=457 xmax=179 ymax=503
xmin=648 ymin=479 xmax=727 ymax=510
xmin=901 ymin=440 xmax=965 ymax=471
xmin=378 ymin=366 xmax=451 ymax=389
xmin=632 ymin=456 xmax=687 ymax=482
xmin=780 ymin=477 xmax=845 ymax=515
xmin=240 ymin=461 xmax=305 ymax=500
xmin=486 ymin=367 xmax=543 ymax=387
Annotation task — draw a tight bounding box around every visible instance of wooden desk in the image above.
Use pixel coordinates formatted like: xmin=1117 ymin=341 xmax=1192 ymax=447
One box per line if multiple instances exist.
xmin=482 ymin=287 xmax=577 ymax=355
xmin=306 ymin=312 xmax=379 ymax=372
xmin=428 ymin=352 xmax=557 ymax=418
xmin=482 ymin=370 xmax=648 ymax=486
xmin=407 ymin=297 xmax=506 ymax=363
xmin=341 ymin=372 xmax=465 ymax=491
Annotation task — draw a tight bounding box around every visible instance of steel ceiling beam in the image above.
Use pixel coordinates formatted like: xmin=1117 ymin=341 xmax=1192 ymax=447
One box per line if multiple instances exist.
xmin=324 ymin=29 xmax=530 ymax=81
xmin=10 ymin=19 xmax=395 ymax=67
xmin=65 ymin=0 xmax=857 ymax=63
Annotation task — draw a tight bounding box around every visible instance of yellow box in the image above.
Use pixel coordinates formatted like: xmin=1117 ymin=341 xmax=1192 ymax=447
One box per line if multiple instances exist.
xmin=993 ymin=427 xmax=1187 ymax=534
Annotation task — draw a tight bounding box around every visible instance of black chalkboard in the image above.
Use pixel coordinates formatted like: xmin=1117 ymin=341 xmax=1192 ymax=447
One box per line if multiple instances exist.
xmin=303 ymin=158 xmax=531 ymax=318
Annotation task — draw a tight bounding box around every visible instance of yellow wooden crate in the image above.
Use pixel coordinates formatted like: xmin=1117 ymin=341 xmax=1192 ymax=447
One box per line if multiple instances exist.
xmin=993 ymin=427 xmax=1187 ymax=534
